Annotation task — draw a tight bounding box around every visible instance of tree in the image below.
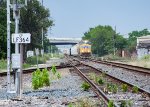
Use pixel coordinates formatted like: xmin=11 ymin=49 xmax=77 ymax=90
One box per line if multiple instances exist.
xmin=83 ymin=25 xmax=127 ymax=56
xmin=0 ymin=1 xmax=15 ymax=59
xmin=19 ymin=0 xmax=53 ymax=60
xmin=127 ymin=29 xmax=150 ymax=53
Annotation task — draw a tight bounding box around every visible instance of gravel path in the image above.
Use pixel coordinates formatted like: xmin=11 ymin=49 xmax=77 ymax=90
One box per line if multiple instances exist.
xmin=0 ymin=66 xmax=98 ymax=106
xmin=82 ymin=61 xmax=150 ymax=93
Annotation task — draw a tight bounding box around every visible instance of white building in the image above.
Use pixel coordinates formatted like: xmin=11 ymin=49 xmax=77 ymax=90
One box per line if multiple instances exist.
xmin=137 ymin=35 xmax=150 ymax=58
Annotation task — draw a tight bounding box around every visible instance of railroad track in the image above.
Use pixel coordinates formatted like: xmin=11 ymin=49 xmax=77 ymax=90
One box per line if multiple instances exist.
xmin=0 ymin=65 xmax=71 ymax=76
xmin=66 ymin=55 xmax=150 ymax=106
xmin=91 ymin=59 xmax=150 ymax=75
xmin=67 ymin=59 xmax=119 ymax=107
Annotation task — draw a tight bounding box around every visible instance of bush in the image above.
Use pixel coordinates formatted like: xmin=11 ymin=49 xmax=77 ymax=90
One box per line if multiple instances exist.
xmin=121 ymin=84 xmax=128 ymax=92
xmin=32 ymin=68 xmax=50 ymax=90
xmin=81 ymin=82 xmax=91 ymax=91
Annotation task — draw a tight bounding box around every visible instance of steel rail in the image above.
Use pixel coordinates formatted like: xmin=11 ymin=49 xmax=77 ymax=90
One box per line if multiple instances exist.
xmin=66 ymin=57 xmax=119 ymax=107
xmin=0 ymin=65 xmax=71 ymax=76
xmin=91 ymin=59 xmax=150 ymax=75
xmin=81 ymin=62 xmax=150 ymax=97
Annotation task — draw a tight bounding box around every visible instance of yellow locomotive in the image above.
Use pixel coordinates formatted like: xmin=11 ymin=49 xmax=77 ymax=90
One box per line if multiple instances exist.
xmin=79 ymin=43 xmax=91 ymax=57
xmin=70 ymin=40 xmax=92 ymax=58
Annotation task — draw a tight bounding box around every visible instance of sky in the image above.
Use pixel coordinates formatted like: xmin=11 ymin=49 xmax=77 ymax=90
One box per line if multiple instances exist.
xmin=42 ymin=0 xmax=150 ymax=38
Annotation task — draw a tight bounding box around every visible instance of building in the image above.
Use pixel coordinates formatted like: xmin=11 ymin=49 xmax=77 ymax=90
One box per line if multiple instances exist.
xmin=137 ymin=35 xmax=150 ymax=58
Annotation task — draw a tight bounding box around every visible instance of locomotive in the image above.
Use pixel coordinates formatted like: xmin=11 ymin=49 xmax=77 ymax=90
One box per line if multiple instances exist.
xmin=70 ymin=40 xmax=92 ymax=58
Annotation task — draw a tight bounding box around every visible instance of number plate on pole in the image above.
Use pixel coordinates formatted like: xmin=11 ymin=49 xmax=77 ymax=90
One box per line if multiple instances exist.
xmin=12 ymin=33 xmax=31 ymax=43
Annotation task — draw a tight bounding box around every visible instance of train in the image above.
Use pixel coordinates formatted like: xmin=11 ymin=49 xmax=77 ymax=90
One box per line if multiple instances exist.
xmin=70 ymin=40 xmax=92 ymax=58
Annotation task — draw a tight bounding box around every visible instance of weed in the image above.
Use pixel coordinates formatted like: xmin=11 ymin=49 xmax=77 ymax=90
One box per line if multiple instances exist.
xmin=132 ymin=86 xmax=139 ymax=93
xmin=32 ymin=68 xmax=50 ymax=90
xmin=120 ymin=100 xmax=133 ymax=107
xmin=97 ymin=77 xmax=105 ymax=85
xmin=57 ymin=72 xmax=61 ymax=79
xmin=32 ymin=69 xmax=43 ymax=90
xmin=107 ymin=83 xmax=118 ymax=93
xmin=120 ymin=100 xmax=127 ymax=107
xmin=89 ymin=73 xmax=95 ymax=80
xmin=108 ymin=100 xmax=114 ymax=107
xmin=51 ymin=65 xmax=57 ymax=75
xmin=81 ymin=82 xmax=91 ymax=91
xmin=42 ymin=68 xmax=50 ymax=86
xmin=121 ymin=84 xmax=128 ymax=92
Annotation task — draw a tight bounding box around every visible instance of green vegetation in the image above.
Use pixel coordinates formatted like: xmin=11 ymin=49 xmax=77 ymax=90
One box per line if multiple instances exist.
xmin=106 ymin=83 xmax=118 ymax=93
xmin=51 ymin=65 xmax=57 ymax=75
xmin=132 ymin=86 xmax=139 ymax=93
xmin=57 ymin=72 xmax=61 ymax=79
xmin=0 ymin=59 xmax=7 ymax=70
xmin=82 ymin=25 xmax=127 ymax=56
xmin=32 ymin=68 xmax=50 ymax=90
xmin=0 ymin=0 xmax=53 ymax=59
xmin=120 ymin=100 xmax=133 ymax=107
xmin=108 ymin=100 xmax=114 ymax=107
xmin=97 ymin=77 xmax=105 ymax=85
xmin=89 ymin=73 xmax=96 ymax=80
xmin=50 ymin=65 xmax=61 ymax=80
xmin=141 ymin=54 xmax=150 ymax=61
xmin=26 ymin=56 xmax=46 ymax=65
xmin=23 ymin=63 xmax=31 ymax=69
xmin=72 ymin=98 xmax=99 ymax=107
xmin=121 ymin=84 xmax=128 ymax=92
xmin=102 ymin=54 xmax=127 ymax=61
xmin=81 ymin=82 xmax=91 ymax=91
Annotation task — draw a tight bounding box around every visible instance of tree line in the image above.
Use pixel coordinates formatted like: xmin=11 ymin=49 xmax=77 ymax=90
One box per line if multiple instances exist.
xmin=82 ymin=25 xmax=150 ymax=57
xmin=0 ymin=0 xmax=150 ymax=59
xmin=0 ymin=0 xmax=57 ymax=60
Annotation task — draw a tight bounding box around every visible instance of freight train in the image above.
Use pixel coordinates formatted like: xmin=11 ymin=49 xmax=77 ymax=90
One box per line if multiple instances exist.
xmin=70 ymin=40 xmax=92 ymax=58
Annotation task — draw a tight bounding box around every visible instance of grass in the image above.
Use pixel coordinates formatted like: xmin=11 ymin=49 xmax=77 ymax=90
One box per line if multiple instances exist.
xmin=81 ymin=82 xmax=91 ymax=91
xmin=0 ymin=59 xmax=7 ymax=70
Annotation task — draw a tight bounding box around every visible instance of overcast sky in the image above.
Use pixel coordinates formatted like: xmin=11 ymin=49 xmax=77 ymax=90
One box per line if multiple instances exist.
xmin=42 ymin=0 xmax=150 ymax=38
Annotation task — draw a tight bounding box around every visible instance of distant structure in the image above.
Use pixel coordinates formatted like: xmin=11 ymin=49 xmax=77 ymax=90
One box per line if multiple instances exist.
xmin=48 ymin=37 xmax=82 ymax=45
xmin=137 ymin=35 xmax=150 ymax=58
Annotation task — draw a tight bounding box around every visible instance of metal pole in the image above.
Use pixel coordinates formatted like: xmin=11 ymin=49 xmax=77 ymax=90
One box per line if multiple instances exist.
xmin=42 ymin=0 xmax=44 ymax=56
xmin=7 ymin=0 xmax=11 ymax=92
xmin=14 ymin=0 xmax=21 ymax=96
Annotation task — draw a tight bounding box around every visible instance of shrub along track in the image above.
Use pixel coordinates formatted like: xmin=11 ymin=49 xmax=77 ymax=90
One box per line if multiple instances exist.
xmin=66 ymin=56 xmax=150 ymax=107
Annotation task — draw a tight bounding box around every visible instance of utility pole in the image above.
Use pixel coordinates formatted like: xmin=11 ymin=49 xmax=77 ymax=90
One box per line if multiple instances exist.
xmin=41 ymin=0 xmax=44 ymax=57
xmin=7 ymin=0 xmax=11 ymax=93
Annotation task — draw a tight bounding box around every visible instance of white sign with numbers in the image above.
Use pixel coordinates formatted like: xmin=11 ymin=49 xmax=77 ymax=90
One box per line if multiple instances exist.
xmin=12 ymin=54 xmax=21 ymax=69
xmin=12 ymin=33 xmax=31 ymax=43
